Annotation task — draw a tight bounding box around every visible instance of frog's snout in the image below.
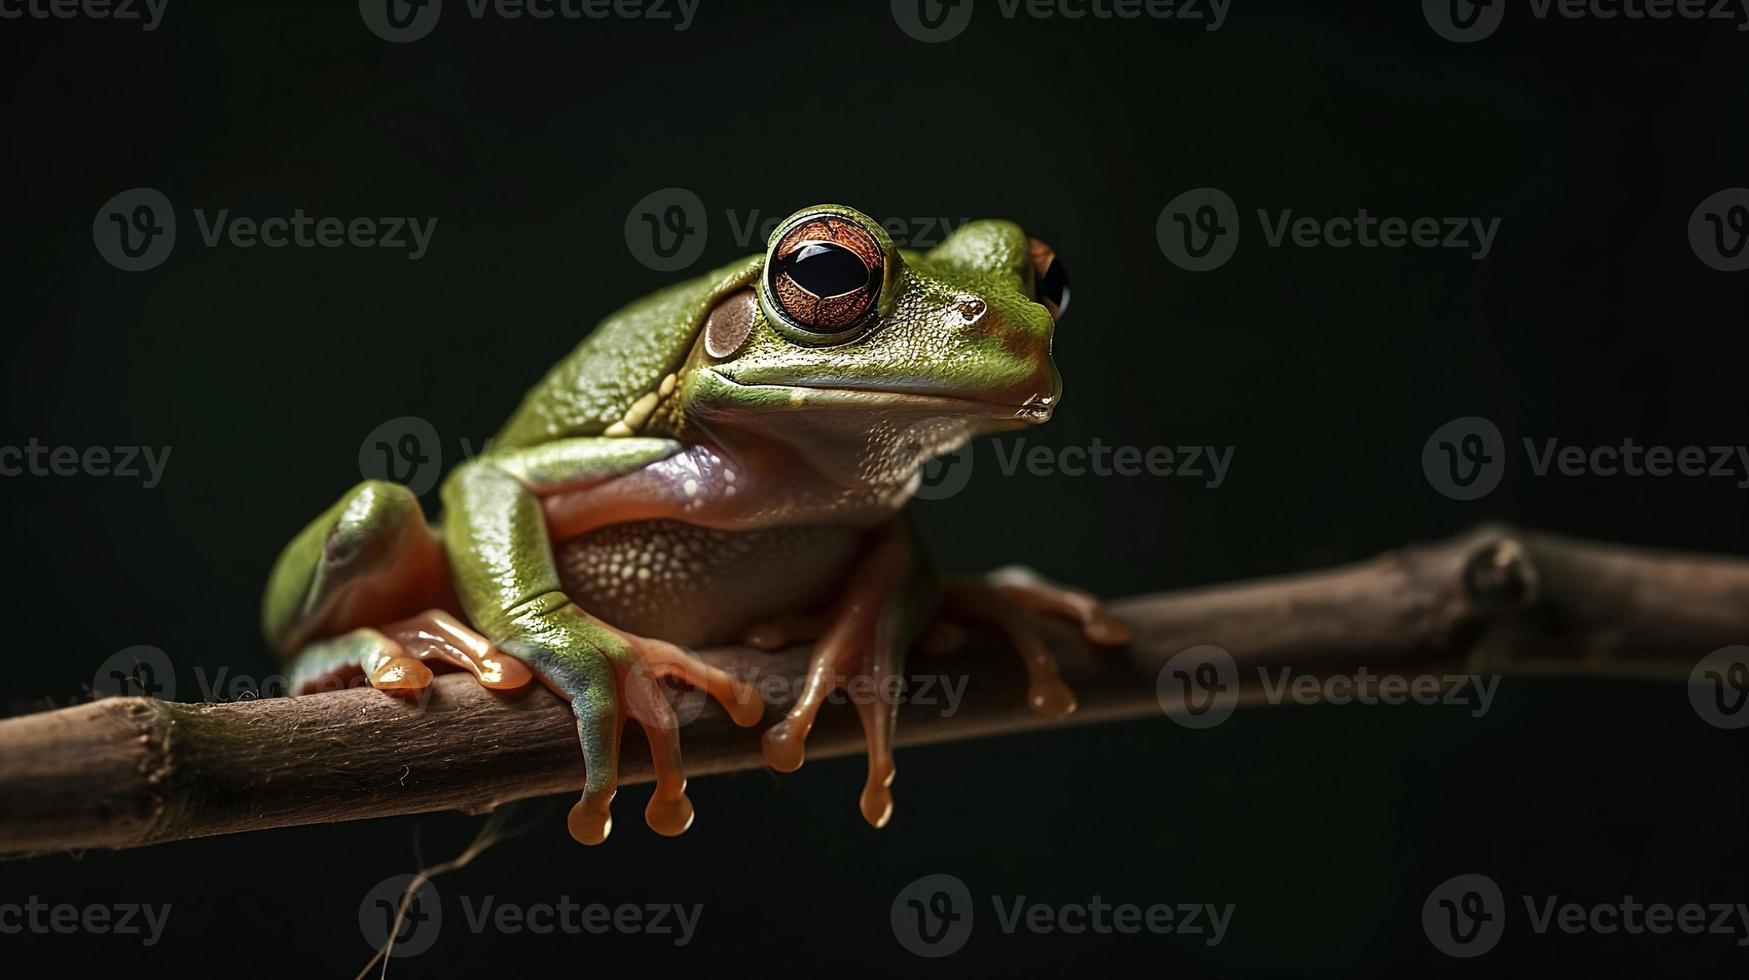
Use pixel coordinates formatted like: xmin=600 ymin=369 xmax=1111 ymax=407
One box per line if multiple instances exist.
xmin=1029 ymin=238 xmax=1069 ymax=321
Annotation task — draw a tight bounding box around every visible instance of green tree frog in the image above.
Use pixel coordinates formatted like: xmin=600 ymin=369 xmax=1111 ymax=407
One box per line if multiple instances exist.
xmin=262 ymin=205 xmax=1126 ymax=844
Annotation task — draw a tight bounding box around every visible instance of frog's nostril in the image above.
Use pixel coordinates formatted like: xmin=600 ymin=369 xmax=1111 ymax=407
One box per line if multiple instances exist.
xmin=1028 ymin=238 xmax=1069 ymax=321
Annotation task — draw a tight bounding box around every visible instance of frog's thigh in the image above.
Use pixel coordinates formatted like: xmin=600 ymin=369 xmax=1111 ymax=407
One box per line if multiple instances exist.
xmin=263 ymin=480 xmax=450 ymax=657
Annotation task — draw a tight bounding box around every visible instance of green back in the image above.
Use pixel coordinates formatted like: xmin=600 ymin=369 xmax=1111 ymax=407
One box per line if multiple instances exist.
xmin=494 ymin=255 xmax=762 ymax=448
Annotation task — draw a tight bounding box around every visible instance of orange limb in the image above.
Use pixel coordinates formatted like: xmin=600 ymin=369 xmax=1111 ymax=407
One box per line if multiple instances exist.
xmin=984 ymin=565 xmax=1132 ymax=646
xmin=942 ymin=584 xmax=1078 ymax=718
xmin=759 ymin=527 xmax=912 ymax=829
xmin=940 ymin=567 xmax=1129 ymax=719
xmin=587 ymin=624 xmax=763 ymax=841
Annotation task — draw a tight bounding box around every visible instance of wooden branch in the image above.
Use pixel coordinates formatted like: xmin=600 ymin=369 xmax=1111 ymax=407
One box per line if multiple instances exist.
xmin=1 ymin=524 xmax=1741 ymax=855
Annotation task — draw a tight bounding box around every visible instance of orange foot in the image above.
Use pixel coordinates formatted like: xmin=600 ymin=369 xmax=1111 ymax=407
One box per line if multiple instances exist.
xmin=289 ymin=608 xmax=764 ymax=845
xmin=561 ymin=622 xmax=766 ymax=843
xmin=745 ymin=525 xmax=915 ymax=829
xmin=941 ymin=565 xmax=1130 ymax=718
xmin=289 ymin=608 xmax=535 ymax=695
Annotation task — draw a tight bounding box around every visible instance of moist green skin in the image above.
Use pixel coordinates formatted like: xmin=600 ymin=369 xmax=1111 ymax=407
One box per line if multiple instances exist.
xmin=261 ymin=204 xmax=1061 ymax=840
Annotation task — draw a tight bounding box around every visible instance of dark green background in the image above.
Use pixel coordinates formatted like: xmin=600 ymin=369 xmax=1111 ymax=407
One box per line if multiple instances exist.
xmin=2 ymin=0 xmax=1745 ymax=975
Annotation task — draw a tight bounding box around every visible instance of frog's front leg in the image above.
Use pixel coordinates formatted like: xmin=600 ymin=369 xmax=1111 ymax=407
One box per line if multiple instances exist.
xmin=756 ymin=520 xmax=935 ymax=829
xmin=442 ymin=451 xmax=761 ymax=844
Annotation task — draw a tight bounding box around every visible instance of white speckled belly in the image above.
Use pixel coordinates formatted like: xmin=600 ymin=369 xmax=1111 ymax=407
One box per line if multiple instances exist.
xmin=553 ymin=520 xmax=863 ymax=647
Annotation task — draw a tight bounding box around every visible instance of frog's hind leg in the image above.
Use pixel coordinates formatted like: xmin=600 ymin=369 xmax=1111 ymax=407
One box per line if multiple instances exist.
xmin=940 ymin=565 xmax=1130 ymax=719
xmin=264 ymin=480 xmax=459 ymax=684
xmin=288 ymin=627 xmax=430 ymax=694
xmin=983 ymin=565 xmax=1131 ymax=646
xmin=758 ymin=523 xmax=923 ymax=828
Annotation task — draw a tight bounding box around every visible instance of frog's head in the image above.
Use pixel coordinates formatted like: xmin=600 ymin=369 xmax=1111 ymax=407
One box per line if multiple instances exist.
xmin=685 ymin=204 xmax=1068 ymax=488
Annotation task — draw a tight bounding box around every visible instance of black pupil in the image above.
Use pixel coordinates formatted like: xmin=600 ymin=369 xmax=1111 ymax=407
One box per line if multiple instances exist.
xmin=778 ymin=242 xmax=869 ymax=297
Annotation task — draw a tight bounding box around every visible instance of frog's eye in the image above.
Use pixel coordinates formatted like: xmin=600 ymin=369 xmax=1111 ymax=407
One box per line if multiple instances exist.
xmin=764 ymin=214 xmax=885 ymax=341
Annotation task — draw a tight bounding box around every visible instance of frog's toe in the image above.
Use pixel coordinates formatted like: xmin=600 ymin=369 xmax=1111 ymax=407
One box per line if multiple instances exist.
xmin=610 ymin=628 xmax=765 ymax=729
xmin=917 ymin=619 xmax=968 ymax=656
xmin=288 ymin=610 xmax=536 ymax=697
xmin=288 ymin=627 xmax=432 ymax=694
xmin=943 ymin=578 xmax=1081 ymax=719
xmin=758 ymin=528 xmax=911 ymax=828
xmin=740 ymin=609 xmax=834 ymax=651
xmin=380 ymin=609 xmax=534 ymax=691
xmin=529 ymin=622 xmax=762 ymax=844
xmin=760 ymin=618 xmax=902 ymax=827
xmin=984 ymin=565 xmax=1131 ymax=647
xmin=604 ymin=629 xmax=762 ymax=838
xmin=853 ymin=690 xmax=898 ymax=829
xmin=541 ymin=649 xmax=624 ymax=846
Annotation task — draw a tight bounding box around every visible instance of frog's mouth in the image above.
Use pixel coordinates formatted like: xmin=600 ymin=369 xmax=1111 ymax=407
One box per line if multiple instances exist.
xmin=696 ymin=369 xmax=1057 ymax=426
